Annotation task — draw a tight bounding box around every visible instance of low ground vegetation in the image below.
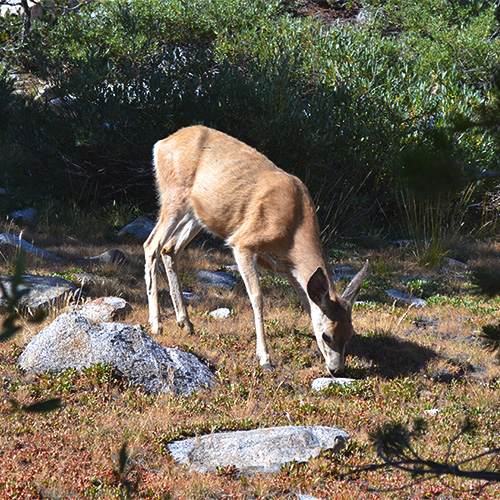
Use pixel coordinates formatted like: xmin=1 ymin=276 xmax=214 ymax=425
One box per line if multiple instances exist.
xmin=1 ymin=215 xmax=500 ymax=498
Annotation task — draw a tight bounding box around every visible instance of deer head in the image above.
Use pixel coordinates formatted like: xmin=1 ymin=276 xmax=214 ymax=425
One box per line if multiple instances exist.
xmin=307 ymin=261 xmax=368 ymax=375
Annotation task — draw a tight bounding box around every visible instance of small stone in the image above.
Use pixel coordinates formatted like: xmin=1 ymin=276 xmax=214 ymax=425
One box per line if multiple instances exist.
xmin=182 ymin=291 xmax=200 ymax=302
xmin=312 ymin=377 xmax=356 ymax=392
xmin=196 ymin=270 xmax=238 ymax=289
xmin=442 ymin=257 xmax=468 ymax=271
xmin=331 ymin=266 xmax=355 ymax=282
xmin=209 ymin=308 xmax=231 ymax=319
xmin=424 ymin=408 xmax=440 ymax=416
xmin=394 ymin=239 xmax=411 ymax=247
xmin=386 ymin=289 xmax=427 ymax=308
xmin=85 ymin=249 xmax=126 ymax=265
xmin=117 ymin=216 xmax=155 ymax=242
xmin=334 ymin=266 xmax=354 ymax=273
xmin=9 ymin=208 xmax=37 ymax=223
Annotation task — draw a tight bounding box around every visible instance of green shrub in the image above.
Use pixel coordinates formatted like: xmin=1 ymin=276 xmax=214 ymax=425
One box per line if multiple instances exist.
xmin=0 ymin=0 xmax=498 ymax=237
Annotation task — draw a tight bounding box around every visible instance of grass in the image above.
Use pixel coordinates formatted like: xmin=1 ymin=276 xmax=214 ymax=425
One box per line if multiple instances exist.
xmin=1 ymin=217 xmax=500 ymax=499
xmin=398 ymin=188 xmax=476 ymax=268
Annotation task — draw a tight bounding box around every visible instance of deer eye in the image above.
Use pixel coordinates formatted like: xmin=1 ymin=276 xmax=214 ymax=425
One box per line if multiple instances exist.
xmin=322 ymin=332 xmax=334 ymax=345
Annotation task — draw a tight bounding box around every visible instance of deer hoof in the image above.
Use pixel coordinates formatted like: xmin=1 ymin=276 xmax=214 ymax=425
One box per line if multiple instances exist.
xmin=178 ymin=319 xmax=195 ymax=335
xmin=148 ymin=321 xmax=163 ymax=335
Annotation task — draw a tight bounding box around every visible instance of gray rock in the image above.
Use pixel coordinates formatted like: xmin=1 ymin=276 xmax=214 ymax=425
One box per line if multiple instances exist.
xmin=9 ymin=208 xmax=37 ymax=223
xmin=18 ymin=313 xmax=215 ymax=396
xmin=117 ymin=216 xmax=155 ymax=242
xmin=182 ymin=291 xmax=200 ymax=302
xmin=196 ymin=270 xmax=237 ymax=289
xmin=331 ymin=266 xmax=355 ymax=282
xmin=70 ymin=297 xmax=132 ymax=322
xmin=297 ymin=495 xmax=320 ymax=500
xmin=394 ymin=239 xmax=411 ymax=247
xmin=334 ymin=266 xmax=354 ymax=274
xmin=441 ymin=257 xmax=469 ymax=272
xmin=311 ymin=377 xmax=356 ymax=391
xmin=0 ymin=275 xmax=78 ymax=313
xmin=209 ymin=308 xmax=231 ymax=319
xmin=385 ymin=289 xmax=427 ymax=308
xmin=0 ymin=233 xmax=60 ymax=261
xmin=332 ymin=273 xmax=355 ymax=282
xmin=85 ymin=249 xmax=126 ymax=265
xmin=70 ymin=272 xmax=111 ymax=287
xmin=168 ymin=425 xmax=349 ymax=474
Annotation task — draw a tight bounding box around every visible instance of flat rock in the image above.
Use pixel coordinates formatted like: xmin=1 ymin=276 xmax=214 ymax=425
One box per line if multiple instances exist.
xmin=196 ymin=270 xmax=237 ymax=289
xmin=70 ymin=297 xmax=132 ymax=322
xmin=18 ymin=313 xmax=215 ymax=396
xmin=117 ymin=216 xmax=155 ymax=242
xmin=168 ymin=425 xmax=350 ymax=474
xmin=312 ymin=377 xmax=356 ymax=391
xmin=0 ymin=233 xmax=60 ymax=261
xmin=0 ymin=275 xmax=78 ymax=313
xmin=386 ymin=289 xmax=427 ymax=308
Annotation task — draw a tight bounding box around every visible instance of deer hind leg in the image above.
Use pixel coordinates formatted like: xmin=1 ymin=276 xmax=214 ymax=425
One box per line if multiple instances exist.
xmin=233 ymin=247 xmax=272 ymax=370
xmin=144 ymin=213 xmax=200 ymax=335
xmin=161 ymin=217 xmax=202 ymax=334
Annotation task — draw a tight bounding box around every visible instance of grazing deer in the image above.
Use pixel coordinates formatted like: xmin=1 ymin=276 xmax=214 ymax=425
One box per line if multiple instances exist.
xmin=144 ymin=126 xmax=368 ymax=375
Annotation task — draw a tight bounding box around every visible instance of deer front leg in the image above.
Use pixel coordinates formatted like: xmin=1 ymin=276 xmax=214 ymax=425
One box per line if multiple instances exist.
xmin=161 ymin=251 xmax=194 ymax=335
xmin=160 ymin=218 xmax=201 ymax=335
xmin=233 ymin=248 xmax=272 ymax=370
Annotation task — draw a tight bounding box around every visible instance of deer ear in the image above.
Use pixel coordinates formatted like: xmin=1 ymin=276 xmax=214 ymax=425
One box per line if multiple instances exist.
xmin=307 ymin=267 xmax=330 ymax=308
xmin=341 ymin=260 xmax=368 ymax=308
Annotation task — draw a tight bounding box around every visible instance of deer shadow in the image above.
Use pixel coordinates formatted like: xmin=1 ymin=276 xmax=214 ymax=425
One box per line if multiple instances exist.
xmin=346 ymin=331 xmax=439 ymax=379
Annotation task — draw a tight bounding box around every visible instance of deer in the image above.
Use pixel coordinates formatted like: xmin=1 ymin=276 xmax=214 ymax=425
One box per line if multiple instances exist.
xmin=144 ymin=125 xmax=368 ymax=375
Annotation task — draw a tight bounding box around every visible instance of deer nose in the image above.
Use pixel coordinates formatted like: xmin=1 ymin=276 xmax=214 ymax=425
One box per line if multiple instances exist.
xmin=328 ymin=366 xmax=344 ymax=377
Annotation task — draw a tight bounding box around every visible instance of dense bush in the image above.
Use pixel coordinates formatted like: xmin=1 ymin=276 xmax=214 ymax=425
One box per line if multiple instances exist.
xmin=1 ymin=0 xmax=499 ymax=239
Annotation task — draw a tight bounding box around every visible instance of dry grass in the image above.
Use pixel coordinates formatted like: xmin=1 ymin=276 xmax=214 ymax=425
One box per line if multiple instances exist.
xmin=1 ymin=221 xmax=500 ymax=499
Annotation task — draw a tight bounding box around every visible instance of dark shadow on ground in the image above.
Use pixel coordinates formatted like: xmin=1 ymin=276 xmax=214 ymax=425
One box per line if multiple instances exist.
xmin=346 ymin=331 xmax=439 ymax=379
